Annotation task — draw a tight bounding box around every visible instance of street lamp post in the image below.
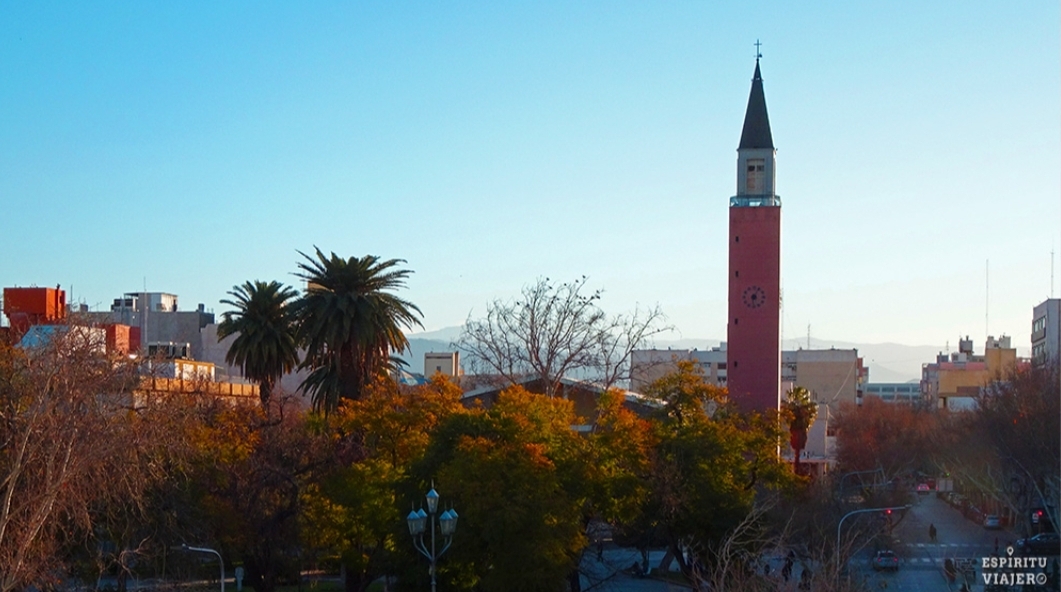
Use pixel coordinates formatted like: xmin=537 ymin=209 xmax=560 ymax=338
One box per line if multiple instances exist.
xmin=407 ymin=486 xmax=458 ymax=592
xmin=835 ymin=505 xmax=910 ymax=584
xmin=177 ymin=544 xmax=225 ymax=592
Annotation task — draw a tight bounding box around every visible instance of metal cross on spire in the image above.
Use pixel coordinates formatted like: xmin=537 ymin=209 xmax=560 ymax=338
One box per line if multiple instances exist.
xmin=754 ymin=39 xmax=762 ymax=60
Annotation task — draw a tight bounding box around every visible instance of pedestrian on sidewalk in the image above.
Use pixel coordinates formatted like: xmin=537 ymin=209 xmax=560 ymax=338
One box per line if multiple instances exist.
xmin=928 ymin=523 xmax=937 ymax=543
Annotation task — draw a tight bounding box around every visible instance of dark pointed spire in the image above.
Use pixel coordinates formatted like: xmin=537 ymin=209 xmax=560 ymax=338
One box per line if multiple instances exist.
xmin=738 ymin=59 xmax=774 ymax=150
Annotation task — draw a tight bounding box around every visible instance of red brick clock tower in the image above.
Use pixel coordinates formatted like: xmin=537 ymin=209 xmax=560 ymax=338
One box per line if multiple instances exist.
xmin=727 ymin=57 xmax=781 ymax=415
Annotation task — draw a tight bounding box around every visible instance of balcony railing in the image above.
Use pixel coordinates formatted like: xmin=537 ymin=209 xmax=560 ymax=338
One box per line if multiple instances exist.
xmin=730 ymin=195 xmax=781 ymax=207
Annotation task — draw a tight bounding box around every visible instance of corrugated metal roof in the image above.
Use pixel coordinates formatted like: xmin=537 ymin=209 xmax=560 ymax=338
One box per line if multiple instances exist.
xmin=18 ymin=324 xmax=62 ymax=349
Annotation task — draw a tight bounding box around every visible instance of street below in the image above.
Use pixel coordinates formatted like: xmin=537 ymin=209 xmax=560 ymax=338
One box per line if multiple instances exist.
xmin=847 ymin=493 xmax=1023 ymax=591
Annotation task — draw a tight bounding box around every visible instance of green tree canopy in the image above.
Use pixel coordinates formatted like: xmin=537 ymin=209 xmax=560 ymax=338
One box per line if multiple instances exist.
xmin=640 ymin=361 xmax=791 ymax=578
xmin=301 ymin=375 xmax=466 ymax=592
xmin=292 ymin=248 xmax=422 ymax=412
xmin=409 ymin=386 xmax=590 ymax=592
xmin=217 ymin=280 xmax=300 ymax=406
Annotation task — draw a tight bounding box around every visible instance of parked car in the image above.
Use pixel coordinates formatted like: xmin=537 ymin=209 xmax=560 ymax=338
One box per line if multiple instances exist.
xmin=872 ymin=550 xmax=900 ymax=571
xmin=983 ymin=515 xmax=1001 ymax=529
xmin=916 ymin=483 xmax=930 ymax=495
xmin=1015 ymin=533 xmax=1061 ymax=555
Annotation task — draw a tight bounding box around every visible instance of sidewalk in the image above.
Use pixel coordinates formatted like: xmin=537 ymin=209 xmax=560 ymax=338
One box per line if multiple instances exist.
xmin=580 ymin=546 xmax=692 ymax=591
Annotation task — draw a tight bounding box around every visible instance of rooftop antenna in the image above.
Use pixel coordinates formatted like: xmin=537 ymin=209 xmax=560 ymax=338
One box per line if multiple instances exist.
xmin=985 ymin=260 xmax=990 ymax=342
xmin=142 ymin=276 xmax=148 ymax=348
xmin=807 ymin=324 xmax=811 ymax=350
xmin=1051 ymin=248 xmax=1055 ymax=298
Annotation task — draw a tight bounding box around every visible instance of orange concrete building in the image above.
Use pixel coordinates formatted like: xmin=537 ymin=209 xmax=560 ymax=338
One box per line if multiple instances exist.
xmin=3 ymin=286 xmax=66 ymax=333
xmin=921 ymin=335 xmax=1019 ymax=410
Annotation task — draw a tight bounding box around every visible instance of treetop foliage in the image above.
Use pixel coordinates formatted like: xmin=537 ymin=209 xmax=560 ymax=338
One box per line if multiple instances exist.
xmin=218 ymin=280 xmax=300 ymax=406
xmin=219 ymin=247 xmax=423 ymax=413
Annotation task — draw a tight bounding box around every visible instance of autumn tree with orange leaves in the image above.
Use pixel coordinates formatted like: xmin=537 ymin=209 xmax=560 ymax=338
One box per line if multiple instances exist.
xmin=0 ymin=331 xmax=190 ymax=592
xmin=300 ymin=374 xmax=467 ymax=592
xmin=834 ymin=395 xmax=940 ymax=482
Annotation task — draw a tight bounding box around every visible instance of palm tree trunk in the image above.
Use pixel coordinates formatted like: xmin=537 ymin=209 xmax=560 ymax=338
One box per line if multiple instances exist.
xmin=260 ymin=377 xmax=274 ymax=407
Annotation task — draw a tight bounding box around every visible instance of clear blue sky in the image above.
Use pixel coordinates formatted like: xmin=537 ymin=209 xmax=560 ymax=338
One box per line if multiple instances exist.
xmin=2 ymin=2 xmax=1058 ymax=356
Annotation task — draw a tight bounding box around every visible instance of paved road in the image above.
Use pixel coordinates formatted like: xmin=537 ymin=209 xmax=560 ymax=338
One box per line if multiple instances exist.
xmin=581 ymin=493 xmax=1048 ymax=591
xmin=580 ymin=547 xmax=692 ymax=591
xmin=847 ymin=493 xmax=1020 ymax=592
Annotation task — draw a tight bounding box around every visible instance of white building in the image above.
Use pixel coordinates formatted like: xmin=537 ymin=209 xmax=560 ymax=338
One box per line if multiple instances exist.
xmin=1031 ymin=299 xmax=1061 ymax=368
xmin=630 ymin=345 xmax=729 ymax=390
xmin=863 ymin=382 xmax=923 ymax=404
xmin=83 ymin=292 xmax=215 ymax=360
xmin=424 ymin=352 xmax=462 ymax=377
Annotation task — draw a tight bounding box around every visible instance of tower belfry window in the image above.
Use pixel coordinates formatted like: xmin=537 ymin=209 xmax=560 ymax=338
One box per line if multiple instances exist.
xmin=746 ymin=158 xmax=765 ymax=193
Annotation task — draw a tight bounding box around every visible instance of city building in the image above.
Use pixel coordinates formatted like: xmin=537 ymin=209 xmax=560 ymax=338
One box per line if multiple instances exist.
xmin=17 ymin=324 xmax=106 ymax=354
xmin=2 ymin=286 xmax=66 ymax=331
xmin=921 ymin=335 xmax=1018 ymax=410
xmin=82 ymin=292 xmax=215 ymax=360
xmin=726 ymin=56 xmax=782 ymax=415
xmin=425 ymin=352 xmax=462 ymax=378
xmin=1031 ymin=298 xmax=1060 ymax=368
xmin=783 ymin=348 xmax=866 ymax=413
xmin=631 ymin=346 xmax=865 ymax=414
xmin=862 ymin=382 xmax=924 ymax=404
xmin=3 ymin=285 xmax=257 ymax=405
xmin=630 ymin=346 xmax=728 ymax=391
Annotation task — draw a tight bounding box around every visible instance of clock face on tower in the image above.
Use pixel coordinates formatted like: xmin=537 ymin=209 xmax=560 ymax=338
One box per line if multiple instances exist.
xmin=742 ymin=286 xmax=766 ymax=309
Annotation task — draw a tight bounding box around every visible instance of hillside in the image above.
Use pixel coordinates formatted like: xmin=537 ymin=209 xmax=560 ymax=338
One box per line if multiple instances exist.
xmin=401 ymin=327 xmax=961 ymax=382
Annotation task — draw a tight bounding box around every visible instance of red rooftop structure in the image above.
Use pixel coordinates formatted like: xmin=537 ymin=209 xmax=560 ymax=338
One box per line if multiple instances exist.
xmin=3 ymin=287 xmax=67 ymax=335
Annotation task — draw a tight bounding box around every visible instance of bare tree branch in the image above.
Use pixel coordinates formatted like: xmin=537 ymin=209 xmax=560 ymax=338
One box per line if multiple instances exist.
xmin=455 ymin=277 xmax=671 ymax=396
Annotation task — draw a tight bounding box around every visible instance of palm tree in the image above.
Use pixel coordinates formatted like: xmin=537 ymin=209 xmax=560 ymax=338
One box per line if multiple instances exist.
xmin=781 ymin=386 xmax=818 ymax=476
xmin=292 ymin=248 xmax=422 ymax=412
xmin=217 ymin=280 xmax=300 ymax=407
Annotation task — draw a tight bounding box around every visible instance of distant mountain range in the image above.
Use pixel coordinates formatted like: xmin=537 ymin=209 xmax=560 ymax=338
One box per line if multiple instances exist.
xmin=402 ymin=326 xmax=950 ymax=383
